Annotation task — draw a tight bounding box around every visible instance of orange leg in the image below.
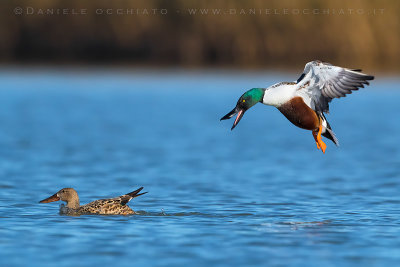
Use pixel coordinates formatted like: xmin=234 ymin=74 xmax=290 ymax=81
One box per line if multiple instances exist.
xmin=312 ymin=125 xmax=327 ymax=153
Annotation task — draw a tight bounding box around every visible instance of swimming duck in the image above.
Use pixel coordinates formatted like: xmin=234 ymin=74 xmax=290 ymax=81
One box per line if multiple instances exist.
xmin=39 ymin=187 xmax=147 ymax=215
xmin=221 ymin=60 xmax=374 ymax=153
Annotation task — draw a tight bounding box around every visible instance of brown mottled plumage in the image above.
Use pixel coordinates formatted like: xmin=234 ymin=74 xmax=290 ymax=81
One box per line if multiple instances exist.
xmin=39 ymin=187 xmax=147 ymax=215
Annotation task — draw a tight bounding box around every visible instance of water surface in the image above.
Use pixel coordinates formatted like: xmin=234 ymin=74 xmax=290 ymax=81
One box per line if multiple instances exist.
xmin=0 ymin=68 xmax=399 ymax=266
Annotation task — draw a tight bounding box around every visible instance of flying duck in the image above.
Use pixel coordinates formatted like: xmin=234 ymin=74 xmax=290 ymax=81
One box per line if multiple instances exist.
xmin=221 ymin=60 xmax=374 ymax=153
xmin=39 ymin=187 xmax=147 ymax=215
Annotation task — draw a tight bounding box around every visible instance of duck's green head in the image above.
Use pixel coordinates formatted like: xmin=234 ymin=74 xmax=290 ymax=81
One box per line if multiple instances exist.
xmin=220 ymin=88 xmax=265 ymax=130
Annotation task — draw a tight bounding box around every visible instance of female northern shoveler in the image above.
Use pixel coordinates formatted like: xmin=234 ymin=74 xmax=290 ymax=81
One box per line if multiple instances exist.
xmin=39 ymin=187 xmax=147 ymax=215
xmin=221 ymin=60 xmax=374 ymax=153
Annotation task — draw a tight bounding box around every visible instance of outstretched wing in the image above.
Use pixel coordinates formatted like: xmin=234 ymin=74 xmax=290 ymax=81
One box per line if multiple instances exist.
xmin=295 ymin=60 xmax=374 ymax=113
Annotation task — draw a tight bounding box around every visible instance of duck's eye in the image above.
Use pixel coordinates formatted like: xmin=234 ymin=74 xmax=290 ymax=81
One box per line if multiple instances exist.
xmin=242 ymin=99 xmax=246 ymax=103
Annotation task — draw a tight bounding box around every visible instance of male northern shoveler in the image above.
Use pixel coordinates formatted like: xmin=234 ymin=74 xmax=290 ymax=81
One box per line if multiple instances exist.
xmin=39 ymin=187 xmax=147 ymax=215
xmin=221 ymin=60 xmax=374 ymax=153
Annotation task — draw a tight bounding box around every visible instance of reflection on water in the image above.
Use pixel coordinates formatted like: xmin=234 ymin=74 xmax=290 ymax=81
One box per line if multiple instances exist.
xmin=0 ymin=69 xmax=399 ymax=266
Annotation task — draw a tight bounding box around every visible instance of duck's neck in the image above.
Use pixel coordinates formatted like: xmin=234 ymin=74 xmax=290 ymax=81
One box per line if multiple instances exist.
xmin=66 ymin=196 xmax=80 ymax=209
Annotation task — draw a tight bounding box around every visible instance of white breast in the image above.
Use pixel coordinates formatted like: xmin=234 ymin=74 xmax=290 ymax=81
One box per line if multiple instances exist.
xmin=262 ymin=83 xmax=297 ymax=107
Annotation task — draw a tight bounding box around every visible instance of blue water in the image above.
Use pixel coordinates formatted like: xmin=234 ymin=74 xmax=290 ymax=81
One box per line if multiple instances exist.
xmin=0 ymin=68 xmax=399 ymax=266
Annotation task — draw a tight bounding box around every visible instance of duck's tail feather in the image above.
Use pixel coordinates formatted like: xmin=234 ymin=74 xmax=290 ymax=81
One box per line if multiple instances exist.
xmin=121 ymin=187 xmax=148 ymax=205
xmin=322 ymin=128 xmax=339 ymax=146
xmin=319 ymin=113 xmax=340 ymax=146
xmin=127 ymin=187 xmax=148 ymax=198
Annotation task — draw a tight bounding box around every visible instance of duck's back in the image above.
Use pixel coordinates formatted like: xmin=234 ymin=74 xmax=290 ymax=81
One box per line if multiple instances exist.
xmin=78 ymin=198 xmax=135 ymax=215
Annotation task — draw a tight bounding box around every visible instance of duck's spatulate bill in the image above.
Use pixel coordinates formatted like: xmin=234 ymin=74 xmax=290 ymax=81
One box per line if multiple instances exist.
xmin=231 ymin=109 xmax=244 ymax=130
xmin=39 ymin=193 xmax=60 ymax=203
xmin=220 ymin=107 xmax=237 ymax=121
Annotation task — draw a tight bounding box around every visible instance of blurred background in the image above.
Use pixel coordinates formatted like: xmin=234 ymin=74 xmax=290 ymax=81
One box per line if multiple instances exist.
xmin=1 ymin=0 xmax=399 ymax=72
